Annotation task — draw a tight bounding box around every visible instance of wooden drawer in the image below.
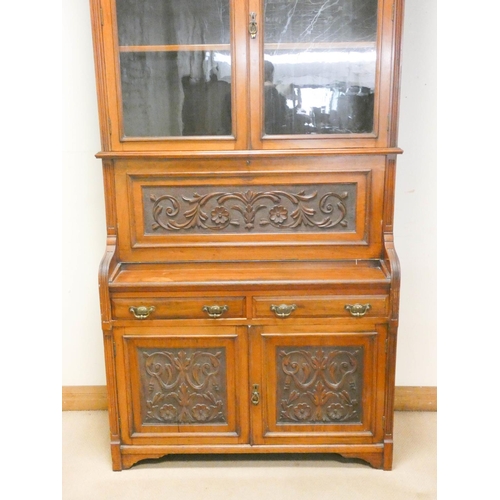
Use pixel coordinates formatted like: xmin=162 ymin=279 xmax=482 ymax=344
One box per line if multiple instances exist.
xmin=112 ymin=296 xmax=246 ymax=320
xmin=252 ymin=295 xmax=389 ymax=319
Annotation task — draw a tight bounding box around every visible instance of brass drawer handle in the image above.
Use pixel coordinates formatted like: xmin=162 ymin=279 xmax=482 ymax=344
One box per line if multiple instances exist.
xmin=251 ymin=384 xmax=260 ymax=405
xmin=202 ymin=305 xmax=229 ymax=318
xmin=270 ymin=304 xmax=297 ymax=318
xmin=129 ymin=306 xmax=156 ymax=319
xmin=345 ymin=303 xmax=371 ymax=317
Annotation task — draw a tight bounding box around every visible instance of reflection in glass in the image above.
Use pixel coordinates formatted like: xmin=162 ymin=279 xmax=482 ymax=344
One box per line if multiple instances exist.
xmin=264 ymin=0 xmax=378 ymax=135
xmin=264 ymin=0 xmax=377 ymax=44
xmin=120 ymin=51 xmax=231 ymax=137
xmin=116 ymin=0 xmax=232 ymax=138
xmin=116 ymin=0 xmax=230 ymax=46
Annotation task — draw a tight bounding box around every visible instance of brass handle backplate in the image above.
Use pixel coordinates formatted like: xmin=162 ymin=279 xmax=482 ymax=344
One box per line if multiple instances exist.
xmin=249 ymin=12 xmax=258 ymax=38
xmin=202 ymin=305 xmax=229 ymax=318
xmin=251 ymin=384 xmax=260 ymax=405
xmin=270 ymin=304 xmax=297 ymax=318
xmin=345 ymin=303 xmax=371 ymax=317
xmin=129 ymin=305 xmax=156 ymax=319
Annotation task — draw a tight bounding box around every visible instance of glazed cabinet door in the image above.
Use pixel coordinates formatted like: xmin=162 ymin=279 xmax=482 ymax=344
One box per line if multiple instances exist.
xmin=249 ymin=0 xmax=398 ymax=149
xmin=96 ymin=0 xmax=249 ymax=151
xmin=114 ymin=325 xmax=250 ymax=445
xmin=249 ymin=324 xmax=387 ymax=445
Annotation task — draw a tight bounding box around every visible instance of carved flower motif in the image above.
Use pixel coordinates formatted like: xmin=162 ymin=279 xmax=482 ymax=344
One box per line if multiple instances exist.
xmin=159 ymin=404 xmax=177 ymax=421
xmin=192 ymin=404 xmax=211 ymax=421
xmin=211 ymin=206 xmax=230 ymax=225
xmin=269 ymin=205 xmax=288 ymax=225
xmin=293 ymin=403 xmax=312 ymax=420
xmin=326 ymin=403 xmax=345 ymax=421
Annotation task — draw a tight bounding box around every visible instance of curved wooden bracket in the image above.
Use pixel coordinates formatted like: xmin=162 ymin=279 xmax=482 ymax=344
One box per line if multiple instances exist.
xmin=98 ymin=235 xmax=118 ymax=325
xmin=383 ymin=233 xmax=401 ymax=325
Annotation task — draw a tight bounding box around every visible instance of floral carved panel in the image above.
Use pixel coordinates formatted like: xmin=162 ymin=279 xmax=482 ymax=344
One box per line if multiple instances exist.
xmin=277 ymin=346 xmax=363 ymax=424
xmin=142 ymin=183 xmax=357 ymax=234
xmin=138 ymin=347 xmax=227 ymax=425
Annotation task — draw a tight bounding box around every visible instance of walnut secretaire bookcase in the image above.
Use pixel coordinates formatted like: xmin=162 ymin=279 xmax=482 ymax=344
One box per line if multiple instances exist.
xmin=89 ymin=0 xmax=404 ymax=470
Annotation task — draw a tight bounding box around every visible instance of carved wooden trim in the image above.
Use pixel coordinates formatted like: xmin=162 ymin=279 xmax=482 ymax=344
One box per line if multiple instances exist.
xmin=144 ymin=184 xmax=357 ymax=234
xmin=277 ymin=346 xmax=363 ymax=423
xmin=62 ymin=385 xmax=437 ymax=412
xmin=139 ymin=348 xmax=227 ymax=424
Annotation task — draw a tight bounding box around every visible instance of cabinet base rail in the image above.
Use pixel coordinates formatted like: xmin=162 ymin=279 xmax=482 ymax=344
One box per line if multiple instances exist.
xmin=114 ymin=442 xmax=393 ymax=471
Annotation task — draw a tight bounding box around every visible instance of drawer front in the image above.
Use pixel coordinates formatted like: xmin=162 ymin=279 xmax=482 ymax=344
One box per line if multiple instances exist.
xmin=113 ymin=156 xmax=387 ymax=263
xmin=252 ymin=295 xmax=388 ymax=319
xmin=112 ymin=296 xmax=246 ymax=320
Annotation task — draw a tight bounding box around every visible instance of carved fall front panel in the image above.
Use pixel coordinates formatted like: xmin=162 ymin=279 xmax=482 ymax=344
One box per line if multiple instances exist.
xmin=143 ymin=183 xmax=357 ymax=234
xmin=277 ymin=346 xmax=363 ymax=424
xmin=138 ymin=347 xmax=227 ymax=425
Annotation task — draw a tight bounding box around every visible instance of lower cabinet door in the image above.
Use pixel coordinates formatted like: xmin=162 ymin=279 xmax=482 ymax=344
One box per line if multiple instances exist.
xmin=114 ymin=326 xmax=250 ymax=446
xmin=249 ymin=324 xmax=387 ymax=445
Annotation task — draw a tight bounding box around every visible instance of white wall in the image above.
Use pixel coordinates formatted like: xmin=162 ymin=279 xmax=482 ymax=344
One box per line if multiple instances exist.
xmin=62 ymin=1 xmax=107 ymax=385
xmin=394 ymin=0 xmax=437 ymax=385
xmin=61 ymin=0 xmax=437 ymax=387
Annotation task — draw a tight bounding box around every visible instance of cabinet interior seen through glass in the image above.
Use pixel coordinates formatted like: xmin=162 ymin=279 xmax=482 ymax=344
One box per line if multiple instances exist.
xmin=115 ymin=0 xmax=378 ymax=138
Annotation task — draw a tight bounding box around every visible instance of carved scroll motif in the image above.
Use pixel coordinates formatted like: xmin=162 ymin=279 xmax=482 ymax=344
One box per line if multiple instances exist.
xmin=277 ymin=346 xmax=363 ymax=424
xmin=144 ymin=184 xmax=356 ymax=234
xmin=139 ymin=348 xmax=227 ymax=425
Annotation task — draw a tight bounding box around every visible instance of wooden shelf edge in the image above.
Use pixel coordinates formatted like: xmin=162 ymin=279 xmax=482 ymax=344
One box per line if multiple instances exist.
xmin=62 ymin=385 xmax=437 ymax=412
xmin=96 ymin=148 xmax=403 ymax=159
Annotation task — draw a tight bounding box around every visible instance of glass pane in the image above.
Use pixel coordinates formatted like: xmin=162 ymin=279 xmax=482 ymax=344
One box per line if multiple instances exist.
xmin=115 ymin=0 xmax=232 ymax=138
xmin=264 ymin=0 xmax=378 ymax=44
xmin=263 ymin=0 xmax=378 ymax=136
xmin=120 ymin=51 xmax=232 ymax=137
xmin=116 ymin=0 xmax=230 ymax=46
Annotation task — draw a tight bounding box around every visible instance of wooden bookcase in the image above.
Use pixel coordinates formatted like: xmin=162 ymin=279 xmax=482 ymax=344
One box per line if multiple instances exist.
xmin=89 ymin=0 xmax=404 ymax=470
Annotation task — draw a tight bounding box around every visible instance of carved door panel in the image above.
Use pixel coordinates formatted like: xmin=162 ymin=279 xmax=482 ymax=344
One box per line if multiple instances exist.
xmin=249 ymin=324 xmax=387 ymax=445
xmin=114 ymin=326 xmax=249 ymax=445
